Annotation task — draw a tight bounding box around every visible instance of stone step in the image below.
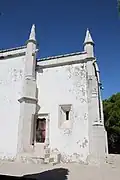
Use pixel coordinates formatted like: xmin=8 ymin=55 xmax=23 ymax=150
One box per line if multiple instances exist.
xmin=16 ymin=153 xmax=44 ymax=164
xmin=16 ymin=150 xmax=61 ymax=165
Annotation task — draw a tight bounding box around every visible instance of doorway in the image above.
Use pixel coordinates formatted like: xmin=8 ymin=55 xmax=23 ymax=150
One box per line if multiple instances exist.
xmin=34 ymin=114 xmax=49 ymax=158
xmin=36 ymin=118 xmax=46 ymax=143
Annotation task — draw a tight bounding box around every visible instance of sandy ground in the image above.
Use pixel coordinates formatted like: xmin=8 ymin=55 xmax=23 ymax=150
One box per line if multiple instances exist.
xmin=0 ymin=161 xmax=119 ymax=180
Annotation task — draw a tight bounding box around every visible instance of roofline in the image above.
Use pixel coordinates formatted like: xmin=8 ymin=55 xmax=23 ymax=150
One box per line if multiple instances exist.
xmin=0 ymin=47 xmax=87 ymax=62
xmin=0 ymin=45 xmax=26 ymax=53
xmin=36 ymin=51 xmax=93 ymax=70
xmin=38 ymin=51 xmax=87 ymax=61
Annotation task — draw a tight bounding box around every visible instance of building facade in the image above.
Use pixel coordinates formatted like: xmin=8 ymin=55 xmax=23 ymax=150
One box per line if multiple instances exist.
xmin=0 ymin=25 xmax=108 ymax=163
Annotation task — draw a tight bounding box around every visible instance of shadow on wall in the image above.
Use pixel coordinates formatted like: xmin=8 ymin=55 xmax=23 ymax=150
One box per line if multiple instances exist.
xmin=0 ymin=168 xmax=69 ymax=180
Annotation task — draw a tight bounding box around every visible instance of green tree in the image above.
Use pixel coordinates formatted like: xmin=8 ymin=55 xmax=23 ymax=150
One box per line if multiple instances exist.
xmin=103 ymin=92 xmax=120 ymax=153
xmin=118 ymin=0 xmax=120 ymax=15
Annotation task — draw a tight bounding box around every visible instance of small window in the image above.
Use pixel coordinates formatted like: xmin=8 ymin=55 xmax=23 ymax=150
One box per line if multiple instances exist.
xmin=66 ymin=111 xmax=69 ymax=120
xmin=59 ymin=104 xmax=72 ymax=127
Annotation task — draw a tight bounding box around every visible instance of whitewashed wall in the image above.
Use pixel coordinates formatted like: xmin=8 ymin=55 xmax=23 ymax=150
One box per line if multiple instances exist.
xmin=37 ymin=62 xmax=89 ymax=162
xmin=0 ymin=55 xmax=25 ymax=159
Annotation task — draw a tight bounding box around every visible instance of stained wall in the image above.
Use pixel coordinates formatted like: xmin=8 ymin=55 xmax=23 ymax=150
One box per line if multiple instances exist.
xmin=0 ymin=50 xmax=25 ymax=159
xmin=37 ymin=59 xmax=89 ymax=162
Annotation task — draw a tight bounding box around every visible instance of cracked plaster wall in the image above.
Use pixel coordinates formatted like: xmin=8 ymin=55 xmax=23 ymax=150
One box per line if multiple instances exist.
xmin=0 ymin=56 xmax=25 ymax=159
xmin=37 ymin=63 xmax=89 ymax=162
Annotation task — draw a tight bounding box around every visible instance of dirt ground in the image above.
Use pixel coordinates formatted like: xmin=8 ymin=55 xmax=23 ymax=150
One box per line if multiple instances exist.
xmin=0 ymin=161 xmax=119 ymax=180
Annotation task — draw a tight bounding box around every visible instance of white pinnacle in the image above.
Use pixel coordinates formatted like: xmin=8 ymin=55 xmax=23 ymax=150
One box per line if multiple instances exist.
xmin=29 ymin=24 xmax=36 ymax=41
xmin=84 ymin=28 xmax=94 ymax=45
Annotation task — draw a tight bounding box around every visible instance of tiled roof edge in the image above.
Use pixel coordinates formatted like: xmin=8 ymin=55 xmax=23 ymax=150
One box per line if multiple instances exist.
xmin=38 ymin=51 xmax=87 ymax=61
xmin=0 ymin=45 xmax=26 ymax=53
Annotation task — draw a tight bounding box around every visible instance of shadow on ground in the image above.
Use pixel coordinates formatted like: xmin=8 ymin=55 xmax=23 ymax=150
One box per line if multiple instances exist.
xmin=0 ymin=168 xmax=69 ymax=180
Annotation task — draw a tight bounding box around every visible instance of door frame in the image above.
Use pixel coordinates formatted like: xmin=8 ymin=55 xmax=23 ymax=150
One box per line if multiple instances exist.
xmin=34 ymin=113 xmax=50 ymax=157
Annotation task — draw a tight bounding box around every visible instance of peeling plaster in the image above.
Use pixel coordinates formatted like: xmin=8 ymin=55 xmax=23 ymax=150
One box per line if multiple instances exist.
xmin=83 ymin=113 xmax=88 ymax=121
xmin=0 ymin=68 xmax=23 ymax=85
xmin=76 ymin=137 xmax=88 ymax=148
xmin=63 ymin=129 xmax=72 ymax=135
xmin=66 ymin=64 xmax=87 ymax=103
xmin=60 ymin=152 xmax=86 ymax=164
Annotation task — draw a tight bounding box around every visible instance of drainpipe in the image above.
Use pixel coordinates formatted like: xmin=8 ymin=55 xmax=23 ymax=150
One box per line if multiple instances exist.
xmin=93 ymin=60 xmax=103 ymax=123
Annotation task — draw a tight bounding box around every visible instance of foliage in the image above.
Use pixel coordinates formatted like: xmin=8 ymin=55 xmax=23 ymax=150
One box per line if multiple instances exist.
xmin=118 ymin=0 xmax=120 ymax=15
xmin=103 ymin=92 xmax=120 ymax=153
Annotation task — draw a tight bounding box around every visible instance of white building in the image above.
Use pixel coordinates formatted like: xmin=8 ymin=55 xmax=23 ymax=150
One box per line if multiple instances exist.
xmin=0 ymin=25 xmax=108 ymax=163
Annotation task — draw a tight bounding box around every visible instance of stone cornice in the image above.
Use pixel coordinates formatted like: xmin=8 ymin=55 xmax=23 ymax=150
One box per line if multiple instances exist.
xmin=0 ymin=45 xmax=26 ymax=53
xmin=36 ymin=54 xmax=95 ymax=70
xmin=38 ymin=51 xmax=87 ymax=61
xmin=18 ymin=97 xmax=37 ymax=104
xmin=25 ymin=39 xmax=37 ymax=45
xmin=0 ymin=46 xmax=26 ymax=60
xmin=0 ymin=52 xmax=25 ymax=60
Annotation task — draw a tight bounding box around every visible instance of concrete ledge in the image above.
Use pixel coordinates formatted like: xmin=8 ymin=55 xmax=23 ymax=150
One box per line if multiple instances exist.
xmin=18 ymin=97 xmax=37 ymax=103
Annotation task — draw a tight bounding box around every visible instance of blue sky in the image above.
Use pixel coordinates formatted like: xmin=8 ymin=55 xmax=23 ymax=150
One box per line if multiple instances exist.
xmin=0 ymin=0 xmax=119 ymax=99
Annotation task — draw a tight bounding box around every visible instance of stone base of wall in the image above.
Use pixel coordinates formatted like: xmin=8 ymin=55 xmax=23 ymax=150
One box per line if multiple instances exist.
xmin=105 ymin=154 xmax=120 ymax=167
xmin=15 ymin=153 xmax=44 ymax=164
xmin=86 ymin=154 xmax=120 ymax=166
xmin=0 ymin=156 xmax=16 ymax=162
xmin=1 ymin=153 xmax=120 ymax=167
xmin=15 ymin=148 xmax=61 ymax=165
xmin=44 ymin=152 xmax=61 ymax=165
xmin=86 ymin=154 xmax=107 ymax=165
